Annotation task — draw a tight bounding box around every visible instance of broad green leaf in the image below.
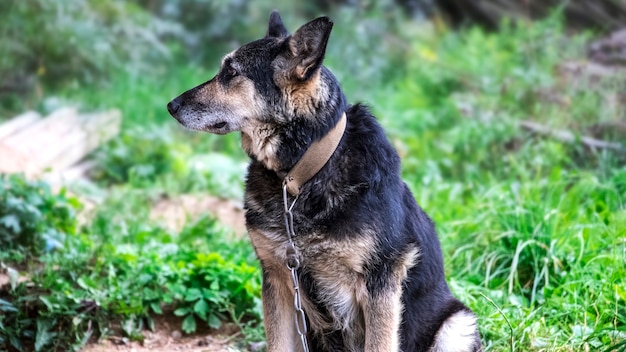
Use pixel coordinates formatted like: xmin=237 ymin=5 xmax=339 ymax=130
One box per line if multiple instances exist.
xmin=181 ymin=315 xmax=196 ymax=334
xmin=193 ymin=299 xmax=209 ymax=320
xmin=39 ymin=296 xmax=54 ymax=311
xmin=0 ymin=214 xmax=20 ymax=233
xmin=0 ymin=298 xmax=18 ymax=312
xmin=150 ymin=302 xmax=162 ymax=314
xmin=35 ymin=319 xmax=56 ymax=351
xmin=145 ymin=316 xmax=155 ymax=332
xmin=185 ymin=288 xmax=202 ymax=302
xmin=173 ymin=307 xmax=189 ymax=316
xmin=207 ymin=313 xmax=221 ymax=330
xmin=10 ymin=335 xmax=22 ymax=350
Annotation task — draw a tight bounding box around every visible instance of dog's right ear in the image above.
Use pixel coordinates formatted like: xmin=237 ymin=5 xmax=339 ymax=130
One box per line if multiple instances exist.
xmin=286 ymin=16 xmax=333 ymax=81
xmin=267 ymin=11 xmax=289 ymax=38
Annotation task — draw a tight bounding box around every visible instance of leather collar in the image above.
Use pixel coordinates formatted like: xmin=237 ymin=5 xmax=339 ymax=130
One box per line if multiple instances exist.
xmin=283 ymin=113 xmax=347 ymax=196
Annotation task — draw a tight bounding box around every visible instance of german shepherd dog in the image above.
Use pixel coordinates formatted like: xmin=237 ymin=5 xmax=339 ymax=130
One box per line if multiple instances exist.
xmin=167 ymin=11 xmax=482 ymax=352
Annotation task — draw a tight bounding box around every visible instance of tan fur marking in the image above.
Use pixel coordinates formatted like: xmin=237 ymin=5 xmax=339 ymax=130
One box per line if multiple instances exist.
xmin=248 ymin=228 xmax=290 ymax=269
xmin=365 ymin=286 xmax=402 ymax=352
xmin=195 ymin=76 xmax=264 ymax=121
xmin=272 ymin=56 xmax=330 ymax=118
xmin=177 ymin=65 xmax=268 ymax=139
xmin=282 ymin=70 xmax=327 ymax=117
xmin=247 ymin=213 xmax=421 ymax=352
xmin=241 ymin=126 xmax=281 ymax=171
xmin=298 ymin=235 xmax=374 ymax=351
xmin=248 ymin=228 xmax=303 ymax=352
xmin=396 ymin=245 xmax=421 ymax=281
xmin=361 ymin=244 xmax=420 ymax=352
xmin=181 ymin=67 xmax=285 ymax=170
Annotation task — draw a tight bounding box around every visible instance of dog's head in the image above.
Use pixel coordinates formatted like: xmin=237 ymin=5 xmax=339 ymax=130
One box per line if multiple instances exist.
xmin=167 ymin=11 xmax=334 ymax=137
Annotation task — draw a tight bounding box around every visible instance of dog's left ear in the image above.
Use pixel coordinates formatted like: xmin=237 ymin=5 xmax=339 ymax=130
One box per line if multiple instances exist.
xmin=287 ymin=16 xmax=333 ymax=81
xmin=267 ymin=11 xmax=289 ymax=38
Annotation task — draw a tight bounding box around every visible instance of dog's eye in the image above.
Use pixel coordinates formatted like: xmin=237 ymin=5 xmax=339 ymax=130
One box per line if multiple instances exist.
xmin=226 ymin=66 xmax=238 ymax=78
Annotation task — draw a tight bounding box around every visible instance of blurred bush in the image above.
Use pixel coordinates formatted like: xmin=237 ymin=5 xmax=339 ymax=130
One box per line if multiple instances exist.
xmin=137 ymin=0 xmax=249 ymax=56
xmin=0 ymin=174 xmax=80 ymax=258
xmin=0 ymin=0 xmax=170 ymax=108
xmin=91 ymin=126 xmax=191 ymax=186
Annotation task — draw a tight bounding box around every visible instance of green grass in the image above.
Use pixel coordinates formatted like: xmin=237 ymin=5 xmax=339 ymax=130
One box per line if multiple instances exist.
xmin=1 ymin=7 xmax=625 ymax=352
xmin=374 ymin=15 xmax=626 ymax=351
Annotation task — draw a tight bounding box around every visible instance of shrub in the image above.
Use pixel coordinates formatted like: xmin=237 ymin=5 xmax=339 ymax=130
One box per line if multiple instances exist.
xmin=0 ymin=174 xmax=80 ymax=258
xmin=0 ymin=0 xmax=168 ymax=110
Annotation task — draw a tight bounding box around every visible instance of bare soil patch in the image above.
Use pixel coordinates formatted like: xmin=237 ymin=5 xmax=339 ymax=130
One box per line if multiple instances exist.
xmin=149 ymin=194 xmax=246 ymax=236
xmin=81 ymin=314 xmax=244 ymax=352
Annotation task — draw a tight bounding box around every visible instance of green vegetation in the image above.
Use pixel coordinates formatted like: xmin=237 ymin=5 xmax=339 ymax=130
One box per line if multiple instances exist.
xmin=0 ymin=174 xmax=260 ymax=351
xmin=1 ymin=1 xmax=625 ymax=351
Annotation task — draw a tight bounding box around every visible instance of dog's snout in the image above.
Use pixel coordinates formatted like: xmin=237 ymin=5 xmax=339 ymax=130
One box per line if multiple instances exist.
xmin=167 ymin=98 xmax=181 ymax=116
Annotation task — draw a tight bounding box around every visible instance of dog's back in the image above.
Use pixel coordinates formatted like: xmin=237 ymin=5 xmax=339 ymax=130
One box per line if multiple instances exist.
xmin=168 ymin=11 xmax=481 ymax=352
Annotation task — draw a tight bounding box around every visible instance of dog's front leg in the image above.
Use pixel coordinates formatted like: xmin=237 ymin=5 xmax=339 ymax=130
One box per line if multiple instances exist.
xmin=261 ymin=265 xmax=304 ymax=352
xmin=364 ymin=282 xmax=403 ymax=352
xmin=249 ymin=229 xmax=304 ymax=351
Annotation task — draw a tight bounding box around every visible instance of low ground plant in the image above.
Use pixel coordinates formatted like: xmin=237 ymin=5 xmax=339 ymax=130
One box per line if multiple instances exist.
xmin=0 ymin=175 xmax=261 ymax=351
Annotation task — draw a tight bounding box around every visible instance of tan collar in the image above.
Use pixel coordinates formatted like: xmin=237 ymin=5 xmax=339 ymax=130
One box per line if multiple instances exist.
xmin=283 ymin=113 xmax=347 ymax=196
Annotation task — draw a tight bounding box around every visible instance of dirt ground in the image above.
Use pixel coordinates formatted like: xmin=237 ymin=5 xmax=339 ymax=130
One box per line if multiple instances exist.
xmin=149 ymin=194 xmax=246 ymax=236
xmin=81 ymin=331 xmax=240 ymax=352
xmin=81 ymin=315 xmax=246 ymax=352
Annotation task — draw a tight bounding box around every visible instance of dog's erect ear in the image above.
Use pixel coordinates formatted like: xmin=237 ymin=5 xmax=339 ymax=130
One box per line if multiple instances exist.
xmin=287 ymin=16 xmax=333 ymax=81
xmin=267 ymin=11 xmax=289 ymax=38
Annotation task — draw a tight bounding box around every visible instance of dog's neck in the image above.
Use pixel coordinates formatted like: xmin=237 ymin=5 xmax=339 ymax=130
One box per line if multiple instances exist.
xmin=244 ymin=72 xmax=347 ymax=170
xmin=240 ymin=125 xmax=282 ymax=171
xmin=241 ymin=67 xmax=348 ymax=183
xmin=240 ymin=106 xmax=346 ymax=177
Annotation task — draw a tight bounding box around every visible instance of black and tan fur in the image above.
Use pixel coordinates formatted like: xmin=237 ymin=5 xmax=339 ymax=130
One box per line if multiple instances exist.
xmin=167 ymin=11 xmax=482 ymax=352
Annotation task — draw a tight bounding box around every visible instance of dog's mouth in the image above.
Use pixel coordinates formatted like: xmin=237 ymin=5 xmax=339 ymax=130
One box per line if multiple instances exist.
xmin=167 ymin=101 xmax=235 ymax=135
xmin=204 ymin=121 xmax=230 ymax=134
xmin=211 ymin=121 xmax=227 ymax=129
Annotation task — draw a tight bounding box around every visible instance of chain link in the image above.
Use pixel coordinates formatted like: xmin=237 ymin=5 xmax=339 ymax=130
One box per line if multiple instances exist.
xmin=282 ymin=182 xmax=309 ymax=352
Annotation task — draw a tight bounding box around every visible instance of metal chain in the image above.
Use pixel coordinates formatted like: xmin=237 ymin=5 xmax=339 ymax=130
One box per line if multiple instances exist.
xmin=282 ymin=182 xmax=309 ymax=352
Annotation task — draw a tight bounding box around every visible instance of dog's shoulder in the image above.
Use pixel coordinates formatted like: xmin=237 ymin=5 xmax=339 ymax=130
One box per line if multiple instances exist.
xmin=305 ymin=103 xmax=403 ymax=203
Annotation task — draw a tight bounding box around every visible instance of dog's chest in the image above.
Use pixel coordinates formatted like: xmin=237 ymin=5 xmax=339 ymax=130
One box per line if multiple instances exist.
xmin=300 ymin=236 xmax=373 ymax=350
xmin=251 ymin=227 xmax=372 ymax=348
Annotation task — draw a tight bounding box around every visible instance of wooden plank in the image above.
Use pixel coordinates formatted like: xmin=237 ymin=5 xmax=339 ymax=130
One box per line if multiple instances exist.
xmin=0 ymin=108 xmax=121 ymax=175
xmin=43 ymin=161 xmax=97 ymax=187
xmin=3 ymin=107 xmax=79 ymax=154
xmin=0 ymin=111 xmax=41 ymax=140
xmin=1 ymin=107 xmax=80 ymax=175
xmin=40 ymin=110 xmax=121 ymax=171
xmin=0 ymin=143 xmax=31 ymax=174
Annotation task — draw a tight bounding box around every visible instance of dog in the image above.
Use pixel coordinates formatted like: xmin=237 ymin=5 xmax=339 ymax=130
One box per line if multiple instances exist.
xmin=167 ymin=11 xmax=482 ymax=352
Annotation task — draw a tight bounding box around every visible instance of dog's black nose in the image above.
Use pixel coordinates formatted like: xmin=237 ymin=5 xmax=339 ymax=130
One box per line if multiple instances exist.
xmin=167 ymin=99 xmax=180 ymax=115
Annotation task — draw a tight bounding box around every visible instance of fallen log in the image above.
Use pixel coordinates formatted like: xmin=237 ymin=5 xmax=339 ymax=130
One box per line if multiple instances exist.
xmin=520 ymin=120 xmax=625 ymax=152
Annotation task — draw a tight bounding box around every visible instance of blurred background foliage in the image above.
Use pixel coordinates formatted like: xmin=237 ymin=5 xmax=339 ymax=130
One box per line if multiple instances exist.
xmin=0 ymin=0 xmax=625 ymax=351
xmin=2 ymin=0 xmax=625 ymax=117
